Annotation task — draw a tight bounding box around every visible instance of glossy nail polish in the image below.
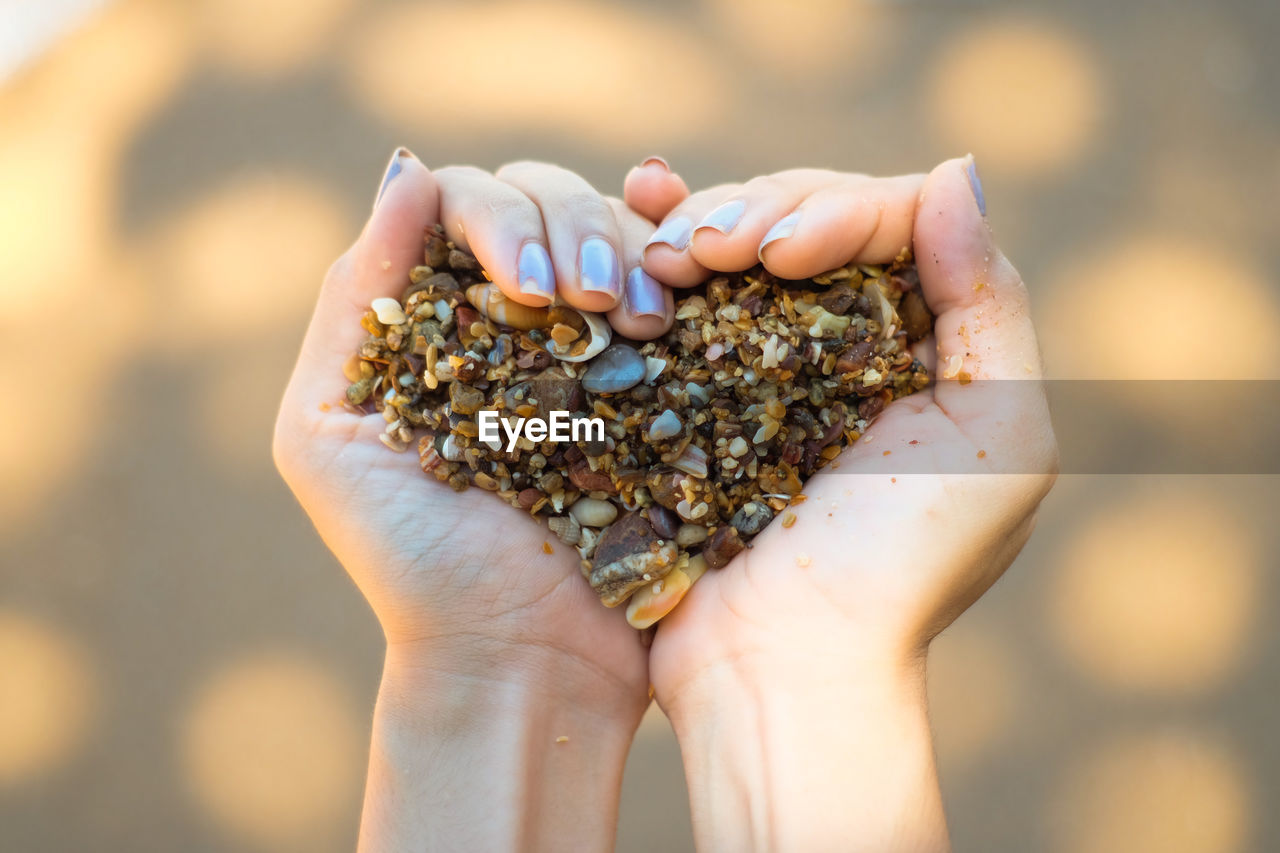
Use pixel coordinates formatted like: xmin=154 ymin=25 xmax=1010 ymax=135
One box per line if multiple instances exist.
xmin=374 ymin=147 xmax=412 ymax=210
xmin=696 ymin=199 xmax=746 ymax=235
xmin=757 ymin=211 xmax=801 ymax=260
xmin=579 ymin=237 xmax=621 ymax=297
xmin=645 ymin=216 xmax=693 ymax=254
xmin=624 ymin=267 xmax=665 ymax=319
xmin=966 ymin=156 xmax=987 ymax=217
xmin=517 ymin=242 xmax=554 ymax=300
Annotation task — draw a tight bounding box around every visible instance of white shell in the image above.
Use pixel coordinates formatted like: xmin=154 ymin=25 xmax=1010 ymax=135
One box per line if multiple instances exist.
xmin=464 ymin=282 xmax=610 ymax=363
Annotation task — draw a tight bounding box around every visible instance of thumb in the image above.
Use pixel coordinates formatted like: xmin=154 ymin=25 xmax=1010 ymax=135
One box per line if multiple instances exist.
xmin=913 ymin=156 xmax=1055 ymax=476
xmin=914 ymin=155 xmax=1042 ymax=382
xmin=285 ymin=147 xmax=440 ymax=408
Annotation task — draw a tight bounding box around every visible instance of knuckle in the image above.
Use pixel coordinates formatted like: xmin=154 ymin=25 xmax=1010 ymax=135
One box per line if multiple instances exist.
xmin=435 ymin=164 xmax=491 ymax=184
xmin=494 ymin=159 xmax=554 ymax=180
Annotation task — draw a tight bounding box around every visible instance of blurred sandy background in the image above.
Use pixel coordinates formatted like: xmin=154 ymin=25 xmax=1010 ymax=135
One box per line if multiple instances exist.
xmin=1 ymin=0 xmax=1277 ymax=850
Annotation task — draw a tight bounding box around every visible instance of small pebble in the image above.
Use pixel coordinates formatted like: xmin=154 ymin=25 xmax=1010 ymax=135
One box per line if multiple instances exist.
xmin=570 ymin=498 xmax=619 ymax=528
xmin=675 ymin=523 xmax=708 ymax=547
xmin=582 ymin=344 xmax=646 ymax=394
xmin=730 ymin=501 xmax=774 ymax=536
xmin=648 ymin=410 xmax=683 ymax=441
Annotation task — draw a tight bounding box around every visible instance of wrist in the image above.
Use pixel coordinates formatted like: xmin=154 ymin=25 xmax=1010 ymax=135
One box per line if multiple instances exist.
xmin=383 ymin=632 xmax=648 ymax=721
xmin=360 ymin=648 xmax=643 ymax=852
xmin=664 ymin=649 xmax=947 ymax=853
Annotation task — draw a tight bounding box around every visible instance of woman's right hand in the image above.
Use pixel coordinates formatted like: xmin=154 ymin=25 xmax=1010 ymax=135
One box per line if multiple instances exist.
xmin=627 ymin=157 xmax=1057 ymax=851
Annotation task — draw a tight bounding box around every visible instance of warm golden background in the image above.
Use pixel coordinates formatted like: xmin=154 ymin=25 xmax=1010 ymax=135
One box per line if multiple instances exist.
xmin=1 ymin=0 xmax=1277 ymax=850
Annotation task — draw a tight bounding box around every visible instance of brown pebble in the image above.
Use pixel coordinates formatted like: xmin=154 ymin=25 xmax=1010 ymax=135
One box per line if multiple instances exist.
xmin=646 ymin=466 xmax=686 ymax=510
xmin=568 ymin=456 xmax=616 ymax=494
xmin=703 ymin=525 xmax=745 ymax=569
xmin=899 ymin=290 xmax=932 ymax=342
xmin=646 ymin=505 xmax=680 ymax=539
xmin=517 ymin=488 xmax=542 ymax=510
xmin=449 ymin=382 xmax=485 ymax=416
xmin=836 ymin=340 xmax=875 ymax=375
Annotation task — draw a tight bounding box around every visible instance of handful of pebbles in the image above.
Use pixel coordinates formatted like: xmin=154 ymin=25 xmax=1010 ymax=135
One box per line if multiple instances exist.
xmin=346 ymin=225 xmax=933 ymax=628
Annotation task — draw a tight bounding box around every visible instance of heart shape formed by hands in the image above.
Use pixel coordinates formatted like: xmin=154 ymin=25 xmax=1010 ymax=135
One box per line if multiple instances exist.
xmin=346 ymin=226 xmax=934 ymax=628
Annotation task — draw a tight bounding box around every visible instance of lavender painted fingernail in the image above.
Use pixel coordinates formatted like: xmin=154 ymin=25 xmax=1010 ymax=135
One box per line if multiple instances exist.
xmin=517 ymin=242 xmax=554 ymax=300
xmin=757 ymin=211 xmax=801 ymax=260
xmin=645 ymin=216 xmax=693 ymax=254
xmin=374 ymin=147 xmax=412 ymax=210
xmin=696 ymin=199 xmax=746 ymax=235
xmin=625 ymin=267 xmax=665 ymax=319
xmin=579 ymin=237 xmax=621 ymax=297
xmin=966 ymin=156 xmax=986 ymax=217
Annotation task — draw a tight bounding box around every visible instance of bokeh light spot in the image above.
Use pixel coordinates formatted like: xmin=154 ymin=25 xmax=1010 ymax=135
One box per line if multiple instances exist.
xmin=1049 ymin=729 xmax=1250 ymax=853
xmin=344 ymin=1 xmax=725 ymax=147
xmin=1041 ymin=237 xmax=1280 ymax=378
xmin=703 ymin=0 xmax=891 ymax=78
xmin=930 ymin=19 xmax=1103 ymax=177
xmin=151 ymin=173 xmax=350 ymax=348
xmin=1051 ymin=487 xmax=1258 ymax=694
xmin=181 ymin=652 xmax=364 ymax=849
xmin=196 ymin=0 xmax=357 ymax=78
xmin=0 ymin=611 xmax=96 ymax=786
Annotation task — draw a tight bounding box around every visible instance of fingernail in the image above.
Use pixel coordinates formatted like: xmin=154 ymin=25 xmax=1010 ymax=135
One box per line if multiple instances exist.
xmin=757 ymin=211 xmax=801 ymax=261
xmin=517 ymin=242 xmax=554 ymax=301
xmin=640 ymin=156 xmax=670 ymax=172
xmin=579 ymin=237 xmax=621 ymax=297
xmin=966 ymin=155 xmax=986 ymax=217
xmin=695 ymin=199 xmax=746 ymax=235
xmin=624 ymin=267 xmax=665 ymax=319
xmin=374 ymin=147 xmax=413 ymax=210
xmin=644 ymin=216 xmax=693 ymax=254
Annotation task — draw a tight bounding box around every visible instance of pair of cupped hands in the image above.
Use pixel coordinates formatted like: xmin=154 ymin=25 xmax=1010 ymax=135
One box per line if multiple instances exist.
xmin=274 ymin=151 xmax=1057 ymax=851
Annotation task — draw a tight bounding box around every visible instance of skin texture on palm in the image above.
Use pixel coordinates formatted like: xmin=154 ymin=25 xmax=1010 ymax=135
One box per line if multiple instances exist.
xmin=623 ymin=155 xmax=1056 ymax=685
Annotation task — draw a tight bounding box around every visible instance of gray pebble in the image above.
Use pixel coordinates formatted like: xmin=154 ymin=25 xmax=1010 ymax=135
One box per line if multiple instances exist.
xmin=582 ymin=344 xmax=646 ymax=394
xmin=730 ymin=501 xmax=774 ymax=537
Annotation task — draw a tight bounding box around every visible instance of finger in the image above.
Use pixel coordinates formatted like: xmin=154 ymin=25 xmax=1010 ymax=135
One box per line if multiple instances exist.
xmin=915 ymin=156 xmax=1041 ymax=381
xmin=914 ymin=155 xmax=1055 ymax=473
xmin=622 ymin=156 xmax=690 ymax=224
xmin=496 ymin=161 xmax=623 ymax=314
xmin=640 ymin=183 xmax=741 ymax=287
xmin=605 ymin=197 xmax=675 ymax=340
xmin=284 ymin=148 xmax=439 ymax=414
xmin=686 ymin=169 xmax=841 ymax=272
xmin=754 ymin=174 xmax=926 ymax=277
xmin=434 ymin=165 xmax=556 ymax=307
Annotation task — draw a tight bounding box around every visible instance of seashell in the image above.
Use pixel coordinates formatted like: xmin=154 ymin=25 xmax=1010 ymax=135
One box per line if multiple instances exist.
xmin=862 ymin=277 xmax=898 ymax=341
xmin=465 ymin=283 xmax=550 ymax=331
xmin=546 ymin=309 xmax=610 ymax=363
xmin=625 ymin=567 xmax=694 ymax=629
xmin=670 ymin=444 xmax=709 ymax=479
xmin=371 ymin=297 xmax=407 ymax=325
xmin=465 ymin=282 xmax=611 ymax=362
xmin=549 ymin=515 xmax=582 ymax=546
